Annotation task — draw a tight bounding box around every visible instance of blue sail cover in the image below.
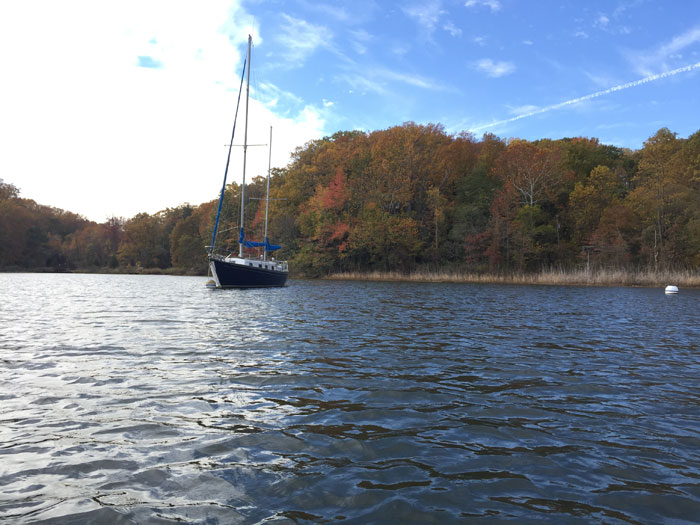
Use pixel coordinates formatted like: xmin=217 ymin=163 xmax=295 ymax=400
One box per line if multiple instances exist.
xmin=265 ymin=237 xmax=281 ymax=251
xmin=239 ymin=228 xmax=281 ymax=251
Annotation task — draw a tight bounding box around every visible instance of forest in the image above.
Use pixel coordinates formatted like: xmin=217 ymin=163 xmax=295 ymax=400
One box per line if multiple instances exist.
xmin=1 ymin=124 xmax=699 ymax=278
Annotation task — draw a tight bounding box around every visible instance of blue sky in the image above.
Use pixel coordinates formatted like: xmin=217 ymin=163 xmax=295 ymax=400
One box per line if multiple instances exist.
xmin=1 ymin=0 xmax=699 ymax=221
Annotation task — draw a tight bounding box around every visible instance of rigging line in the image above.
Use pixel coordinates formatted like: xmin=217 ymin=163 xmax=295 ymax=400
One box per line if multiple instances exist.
xmin=209 ymin=56 xmax=248 ymax=255
xmin=238 ymin=35 xmax=253 ymax=258
xmin=250 ymin=39 xmax=261 ymax=104
xmin=248 ymin=39 xmax=272 ymax=140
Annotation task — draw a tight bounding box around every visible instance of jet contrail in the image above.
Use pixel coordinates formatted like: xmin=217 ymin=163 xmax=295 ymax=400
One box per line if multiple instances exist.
xmin=469 ymin=60 xmax=700 ymax=132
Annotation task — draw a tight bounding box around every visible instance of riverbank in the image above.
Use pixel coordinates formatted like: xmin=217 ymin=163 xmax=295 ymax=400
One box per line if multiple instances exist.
xmin=325 ymin=268 xmax=700 ymax=288
xmin=0 ymin=266 xmax=204 ymax=276
xmin=4 ymin=266 xmax=698 ymax=288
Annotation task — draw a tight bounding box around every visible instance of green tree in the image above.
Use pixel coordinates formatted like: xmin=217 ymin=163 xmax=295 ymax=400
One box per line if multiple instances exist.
xmin=117 ymin=213 xmax=169 ymax=268
xmin=511 ymin=205 xmax=558 ymax=270
xmin=170 ymin=215 xmax=206 ymax=271
xmin=345 ymin=203 xmax=423 ymax=271
xmin=627 ymin=128 xmax=683 ymax=269
xmin=560 ymin=136 xmax=625 ymax=184
xmin=569 ymin=165 xmax=624 ymax=245
xmin=452 ymin=163 xmax=501 ymax=266
xmin=0 ymin=179 xmax=20 ymax=200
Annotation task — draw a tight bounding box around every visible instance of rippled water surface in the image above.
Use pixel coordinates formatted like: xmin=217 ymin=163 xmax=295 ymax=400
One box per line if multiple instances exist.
xmin=1 ymin=273 xmax=700 ymax=523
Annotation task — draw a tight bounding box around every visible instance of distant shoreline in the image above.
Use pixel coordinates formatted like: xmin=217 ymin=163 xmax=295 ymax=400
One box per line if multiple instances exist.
xmin=324 ymin=269 xmax=700 ymax=288
xmin=0 ymin=266 xmax=203 ymax=276
xmin=3 ymin=267 xmax=698 ymax=288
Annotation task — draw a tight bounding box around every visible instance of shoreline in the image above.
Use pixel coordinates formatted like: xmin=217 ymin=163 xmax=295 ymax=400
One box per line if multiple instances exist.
xmin=3 ymin=267 xmax=699 ymax=288
xmin=0 ymin=266 xmax=205 ymax=276
xmin=323 ymin=269 xmax=700 ymax=288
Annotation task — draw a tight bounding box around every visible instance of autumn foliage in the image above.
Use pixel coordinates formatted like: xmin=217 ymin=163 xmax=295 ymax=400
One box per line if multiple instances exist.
xmin=2 ymin=124 xmax=700 ymax=277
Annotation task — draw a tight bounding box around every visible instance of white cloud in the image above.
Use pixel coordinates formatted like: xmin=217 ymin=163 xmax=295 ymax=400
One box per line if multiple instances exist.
xmin=255 ymin=82 xmax=304 ymax=111
xmin=337 ymin=68 xmax=451 ymax=96
xmin=473 ymin=36 xmax=486 ymax=46
xmin=661 ymin=26 xmax=700 ymax=55
xmin=349 ymin=29 xmax=373 ymax=54
xmin=474 ymin=58 xmax=516 ymax=77
xmin=630 ymin=26 xmax=700 ymax=76
xmin=336 ymin=64 xmax=452 ymax=97
xmin=584 ymin=70 xmax=617 ymax=89
xmin=403 ymin=0 xmax=445 ymax=38
xmin=464 ymin=0 xmax=501 ymax=13
xmin=275 ymin=14 xmax=332 ymax=67
xmin=379 ymin=68 xmax=449 ymax=90
xmin=254 ymin=102 xmax=328 ymax=169
xmin=0 ymin=0 xmax=326 ymax=221
xmin=508 ymin=104 xmax=539 ymax=115
xmin=443 ymin=21 xmax=462 ymax=37
xmin=297 ymin=1 xmax=350 ymax=22
xmin=522 ymin=40 xmax=534 ymax=46
xmin=390 ymin=42 xmax=411 ymax=57
xmin=296 ymin=0 xmax=378 ymax=25
xmin=594 ymin=11 xmax=632 ymax=35
xmin=618 ymin=25 xmax=632 ymax=35
xmin=337 ymin=73 xmax=388 ymax=96
xmin=351 ymin=29 xmax=373 ymax=42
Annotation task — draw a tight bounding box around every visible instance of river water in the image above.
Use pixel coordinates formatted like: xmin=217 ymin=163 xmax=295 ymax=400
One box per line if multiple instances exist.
xmin=1 ymin=273 xmax=699 ymax=523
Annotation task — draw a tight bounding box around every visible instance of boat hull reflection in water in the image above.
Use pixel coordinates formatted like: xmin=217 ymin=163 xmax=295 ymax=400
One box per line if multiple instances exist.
xmin=209 ymin=256 xmax=288 ymax=288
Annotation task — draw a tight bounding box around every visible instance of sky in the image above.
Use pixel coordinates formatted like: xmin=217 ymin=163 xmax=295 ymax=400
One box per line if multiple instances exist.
xmin=1 ymin=0 xmax=699 ymax=222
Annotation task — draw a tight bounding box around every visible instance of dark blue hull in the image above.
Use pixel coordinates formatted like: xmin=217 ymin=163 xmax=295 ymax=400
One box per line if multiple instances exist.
xmin=210 ymin=258 xmax=288 ymax=288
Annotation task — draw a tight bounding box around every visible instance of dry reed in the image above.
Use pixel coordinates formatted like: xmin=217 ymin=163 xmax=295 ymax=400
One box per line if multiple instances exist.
xmin=325 ymin=268 xmax=700 ymax=288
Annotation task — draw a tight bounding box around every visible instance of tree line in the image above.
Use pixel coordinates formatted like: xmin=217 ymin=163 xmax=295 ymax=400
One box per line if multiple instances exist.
xmin=2 ymin=124 xmax=699 ymax=276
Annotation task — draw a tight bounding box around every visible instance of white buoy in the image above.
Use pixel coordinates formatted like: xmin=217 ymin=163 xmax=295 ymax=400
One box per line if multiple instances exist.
xmin=665 ymin=285 xmax=679 ymax=294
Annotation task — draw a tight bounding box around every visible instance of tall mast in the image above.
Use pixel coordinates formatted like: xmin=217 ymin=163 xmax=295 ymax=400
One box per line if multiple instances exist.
xmin=263 ymin=126 xmax=272 ymax=261
xmin=238 ymin=34 xmax=252 ymax=258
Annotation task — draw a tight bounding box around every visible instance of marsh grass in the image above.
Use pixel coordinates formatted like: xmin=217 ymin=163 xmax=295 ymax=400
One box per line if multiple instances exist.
xmin=326 ymin=268 xmax=700 ymax=288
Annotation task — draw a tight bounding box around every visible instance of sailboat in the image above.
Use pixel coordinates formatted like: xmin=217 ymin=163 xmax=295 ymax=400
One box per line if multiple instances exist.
xmin=206 ymin=35 xmax=289 ymax=288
